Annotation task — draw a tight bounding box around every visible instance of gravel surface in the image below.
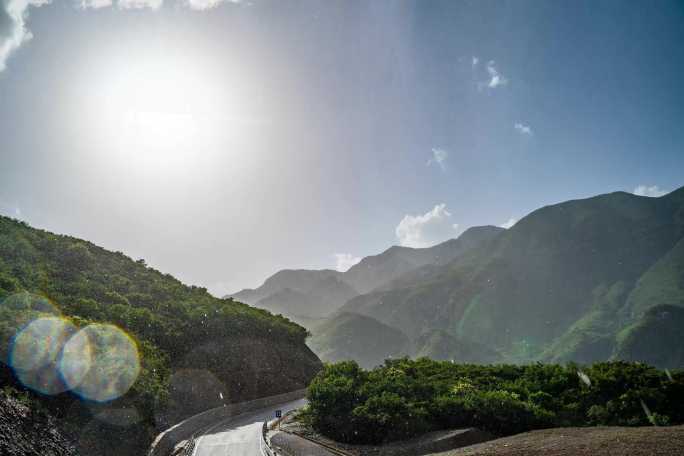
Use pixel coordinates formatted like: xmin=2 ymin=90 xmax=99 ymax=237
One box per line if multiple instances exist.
xmin=431 ymin=425 xmax=684 ymax=456
xmin=270 ymin=431 xmax=337 ymax=456
xmin=0 ymin=393 xmax=78 ymax=456
xmin=278 ymin=412 xmax=491 ymax=456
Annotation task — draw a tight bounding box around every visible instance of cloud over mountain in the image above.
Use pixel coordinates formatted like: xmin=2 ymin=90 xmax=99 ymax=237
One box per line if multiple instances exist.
xmin=395 ymin=203 xmax=459 ymax=248
xmin=633 ymin=185 xmax=668 ymax=198
xmin=333 ymin=253 xmax=361 ymax=272
xmin=500 ymin=217 xmax=517 ymax=229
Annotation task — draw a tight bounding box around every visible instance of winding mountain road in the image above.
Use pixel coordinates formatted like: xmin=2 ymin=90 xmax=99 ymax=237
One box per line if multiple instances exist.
xmin=191 ymin=397 xmax=306 ymax=456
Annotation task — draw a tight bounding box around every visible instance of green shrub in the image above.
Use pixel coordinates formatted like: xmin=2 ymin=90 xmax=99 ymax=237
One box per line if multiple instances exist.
xmin=351 ymin=392 xmax=429 ymax=443
xmin=461 ymin=389 xmax=554 ymax=435
xmin=307 ymin=359 xmax=684 ymax=445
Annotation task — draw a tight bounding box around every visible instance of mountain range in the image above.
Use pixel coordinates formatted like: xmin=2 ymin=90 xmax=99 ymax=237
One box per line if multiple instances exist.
xmin=232 ymin=186 xmax=684 ymax=369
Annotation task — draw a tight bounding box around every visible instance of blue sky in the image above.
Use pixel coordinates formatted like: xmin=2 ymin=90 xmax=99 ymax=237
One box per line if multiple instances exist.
xmin=1 ymin=0 xmax=683 ymax=295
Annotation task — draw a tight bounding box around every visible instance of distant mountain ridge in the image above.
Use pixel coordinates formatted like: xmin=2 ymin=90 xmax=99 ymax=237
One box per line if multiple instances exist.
xmin=344 ymin=225 xmax=505 ymax=293
xmin=227 ymin=225 xmax=504 ymax=323
xmin=230 ymin=269 xmax=345 ymax=304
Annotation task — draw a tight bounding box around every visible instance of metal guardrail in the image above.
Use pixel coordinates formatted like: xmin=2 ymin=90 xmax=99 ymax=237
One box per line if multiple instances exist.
xmin=180 ymin=429 xmax=199 ymax=456
xmin=261 ymin=421 xmax=277 ymax=456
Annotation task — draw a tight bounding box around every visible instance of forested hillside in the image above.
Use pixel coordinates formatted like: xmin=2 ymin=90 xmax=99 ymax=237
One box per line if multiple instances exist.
xmin=0 ymin=216 xmax=321 ymax=455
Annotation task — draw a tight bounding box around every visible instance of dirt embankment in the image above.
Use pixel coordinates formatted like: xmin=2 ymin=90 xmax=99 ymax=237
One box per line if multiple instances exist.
xmin=0 ymin=392 xmax=77 ymax=456
xmin=432 ymin=425 xmax=684 ymax=456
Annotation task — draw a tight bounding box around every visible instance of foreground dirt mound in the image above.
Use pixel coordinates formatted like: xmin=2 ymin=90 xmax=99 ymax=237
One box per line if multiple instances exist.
xmin=0 ymin=393 xmax=77 ymax=456
xmin=435 ymin=425 xmax=684 ymax=456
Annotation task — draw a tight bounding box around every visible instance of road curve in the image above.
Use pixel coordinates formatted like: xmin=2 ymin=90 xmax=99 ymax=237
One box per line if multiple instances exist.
xmin=192 ymin=397 xmax=307 ymax=456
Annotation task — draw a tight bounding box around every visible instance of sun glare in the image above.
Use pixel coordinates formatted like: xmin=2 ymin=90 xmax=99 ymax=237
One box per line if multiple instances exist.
xmin=80 ymin=49 xmax=238 ymax=171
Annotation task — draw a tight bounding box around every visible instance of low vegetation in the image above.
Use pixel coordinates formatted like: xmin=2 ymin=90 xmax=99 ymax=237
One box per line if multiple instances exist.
xmin=305 ymin=358 xmax=684 ymax=445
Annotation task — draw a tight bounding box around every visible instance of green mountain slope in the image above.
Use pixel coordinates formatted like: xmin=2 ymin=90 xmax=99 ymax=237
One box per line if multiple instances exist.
xmin=624 ymin=235 xmax=684 ymax=318
xmin=307 ymin=313 xmax=410 ymax=368
xmin=412 ymin=329 xmax=502 ymax=363
xmin=540 ymin=281 xmax=628 ymax=364
xmin=614 ymin=304 xmax=684 ymax=368
xmin=0 ymin=215 xmax=321 ymax=455
xmin=337 ymin=187 xmax=684 ymax=365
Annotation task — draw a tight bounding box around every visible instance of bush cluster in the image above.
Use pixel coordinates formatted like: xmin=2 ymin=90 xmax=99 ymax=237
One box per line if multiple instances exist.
xmin=306 ymin=358 xmax=684 ymax=444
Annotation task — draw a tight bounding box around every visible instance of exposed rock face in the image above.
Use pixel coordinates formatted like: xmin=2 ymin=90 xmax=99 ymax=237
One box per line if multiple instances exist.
xmin=0 ymin=393 xmax=78 ymax=456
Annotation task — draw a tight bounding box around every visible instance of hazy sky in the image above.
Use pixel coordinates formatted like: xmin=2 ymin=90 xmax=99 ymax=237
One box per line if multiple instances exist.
xmin=1 ymin=0 xmax=683 ymax=296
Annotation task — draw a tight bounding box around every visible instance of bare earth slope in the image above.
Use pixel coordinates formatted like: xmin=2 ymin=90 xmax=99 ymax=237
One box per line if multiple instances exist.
xmin=433 ymin=426 xmax=684 ymax=456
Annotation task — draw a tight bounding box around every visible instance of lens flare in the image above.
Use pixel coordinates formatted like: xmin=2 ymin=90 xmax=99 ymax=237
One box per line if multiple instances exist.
xmin=10 ymin=317 xmax=77 ymax=395
xmin=0 ymin=292 xmax=60 ymax=364
xmin=61 ymin=324 xmax=140 ymax=402
xmin=59 ymin=331 xmax=94 ymax=395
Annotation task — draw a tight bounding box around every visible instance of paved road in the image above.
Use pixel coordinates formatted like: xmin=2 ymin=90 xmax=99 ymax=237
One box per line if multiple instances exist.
xmin=192 ymin=397 xmax=307 ymax=456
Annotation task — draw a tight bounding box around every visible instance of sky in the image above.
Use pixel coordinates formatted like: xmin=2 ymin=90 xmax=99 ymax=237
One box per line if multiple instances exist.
xmin=1 ymin=0 xmax=683 ymax=296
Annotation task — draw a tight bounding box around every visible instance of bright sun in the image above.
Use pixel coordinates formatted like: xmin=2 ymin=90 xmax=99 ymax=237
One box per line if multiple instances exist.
xmin=81 ymin=49 xmax=237 ymax=171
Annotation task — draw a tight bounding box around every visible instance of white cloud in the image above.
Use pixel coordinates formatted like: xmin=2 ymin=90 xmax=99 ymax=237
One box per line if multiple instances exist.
xmin=500 ymin=217 xmax=517 ymax=229
xmin=514 ymin=123 xmax=533 ymax=136
xmin=117 ymin=0 xmax=163 ymax=9
xmin=486 ymin=60 xmax=507 ymax=89
xmin=186 ymin=0 xmax=241 ymax=10
xmin=78 ymin=0 xmax=112 ymax=8
xmin=426 ymin=147 xmax=448 ymax=171
xmin=395 ymin=203 xmax=460 ymax=248
xmin=333 ymin=253 xmax=361 ymax=272
xmin=208 ymin=281 xmax=239 ymax=298
xmin=0 ymin=0 xmax=51 ymax=72
xmin=471 ymin=56 xmax=479 ymax=67
xmin=1 ymin=0 xmax=250 ymax=72
xmin=633 ymin=185 xmax=668 ymax=198
xmin=0 ymin=197 xmax=23 ymax=219
xmin=78 ymin=0 xmax=245 ymax=9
